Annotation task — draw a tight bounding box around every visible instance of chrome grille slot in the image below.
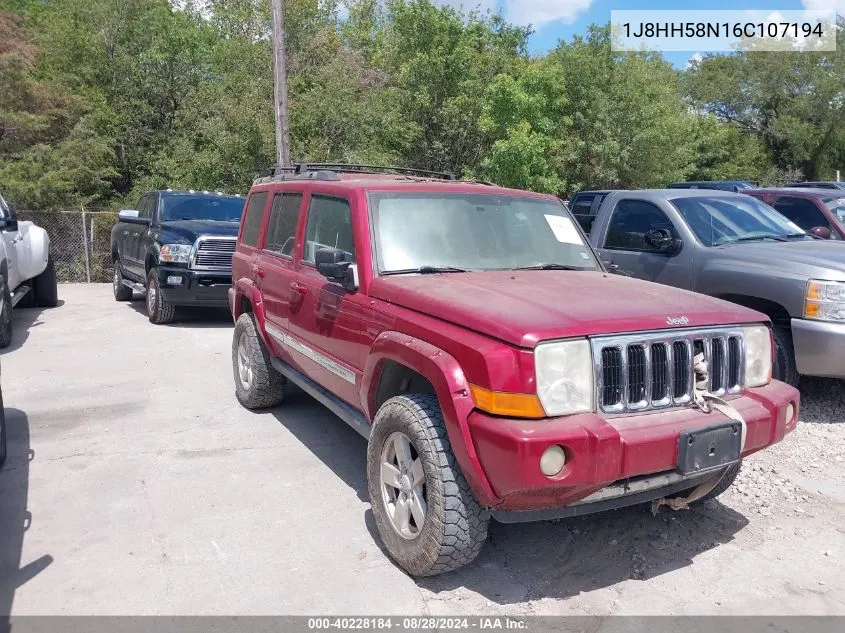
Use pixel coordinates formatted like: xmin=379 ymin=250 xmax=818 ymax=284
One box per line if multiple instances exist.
xmin=592 ymin=326 xmax=745 ymax=415
xmin=627 ymin=345 xmax=648 ymax=409
xmin=601 ymin=347 xmax=623 ymax=409
xmin=191 ymin=237 xmax=237 ymax=271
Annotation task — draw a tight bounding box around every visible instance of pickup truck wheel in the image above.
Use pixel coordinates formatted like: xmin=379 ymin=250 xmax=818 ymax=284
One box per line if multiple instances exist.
xmin=32 ymin=255 xmax=58 ymax=307
xmin=113 ymin=260 xmax=132 ymax=301
xmin=367 ymin=393 xmax=490 ymax=577
xmin=772 ymin=327 xmax=799 ymax=387
xmin=232 ymin=312 xmax=286 ymax=409
xmin=0 ymin=387 xmax=6 ymax=467
xmin=146 ymin=269 xmax=176 ymax=324
xmin=0 ymin=279 xmax=12 ymax=349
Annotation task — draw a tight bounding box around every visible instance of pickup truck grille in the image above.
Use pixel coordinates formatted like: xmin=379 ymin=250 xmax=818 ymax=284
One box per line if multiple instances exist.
xmin=593 ymin=327 xmax=744 ymax=414
xmin=191 ymin=237 xmax=236 ymax=271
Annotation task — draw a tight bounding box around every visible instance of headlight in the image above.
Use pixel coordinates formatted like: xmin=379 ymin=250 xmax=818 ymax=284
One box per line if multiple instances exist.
xmin=742 ymin=325 xmax=772 ymax=388
xmin=534 ymin=339 xmax=595 ymax=416
xmin=804 ymin=279 xmax=845 ymax=322
xmin=159 ymin=243 xmax=192 ymax=263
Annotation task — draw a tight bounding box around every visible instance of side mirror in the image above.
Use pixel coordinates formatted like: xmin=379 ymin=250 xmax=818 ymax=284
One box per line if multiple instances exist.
xmin=809 ymin=226 xmax=832 ymax=239
xmin=118 ymin=209 xmax=149 ymax=225
xmin=645 ymin=228 xmax=681 ymax=254
xmin=315 ymin=247 xmax=357 ymax=291
xmin=1 ymin=204 xmax=18 ymax=231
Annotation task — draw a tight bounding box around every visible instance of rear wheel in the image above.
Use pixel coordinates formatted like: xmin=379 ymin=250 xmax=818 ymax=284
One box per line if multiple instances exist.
xmin=232 ymin=312 xmax=286 ymax=409
xmin=367 ymin=393 xmax=490 ymax=577
xmin=772 ymin=327 xmax=799 ymax=387
xmin=32 ymin=255 xmax=58 ymax=307
xmin=146 ymin=268 xmax=176 ymax=324
xmin=113 ymin=259 xmax=132 ymax=301
xmin=0 ymin=277 xmax=12 ymax=349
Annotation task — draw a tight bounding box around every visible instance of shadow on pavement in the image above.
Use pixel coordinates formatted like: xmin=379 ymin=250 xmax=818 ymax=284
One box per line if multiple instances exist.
xmin=264 ymin=385 xmax=750 ymax=604
xmin=127 ymin=300 xmax=233 ymax=329
xmin=0 ymin=408 xmax=53 ymax=623
xmin=269 ymin=386 xmax=369 ymax=502
xmin=1 ymin=301 xmax=65 ymax=355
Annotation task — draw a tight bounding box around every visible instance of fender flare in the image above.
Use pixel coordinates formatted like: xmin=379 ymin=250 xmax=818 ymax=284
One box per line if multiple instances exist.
xmin=362 ymin=331 xmax=499 ymax=507
xmin=231 ymin=277 xmax=271 ymax=348
xmin=27 ymin=224 xmax=50 ymax=276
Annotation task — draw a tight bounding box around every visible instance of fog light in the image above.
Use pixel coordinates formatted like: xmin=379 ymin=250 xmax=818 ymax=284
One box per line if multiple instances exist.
xmin=540 ymin=445 xmax=566 ymax=477
xmin=166 ymin=275 xmax=183 ymax=285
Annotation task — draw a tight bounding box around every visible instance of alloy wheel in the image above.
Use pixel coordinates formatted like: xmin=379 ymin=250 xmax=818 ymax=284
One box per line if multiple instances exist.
xmin=380 ymin=431 xmax=427 ymax=540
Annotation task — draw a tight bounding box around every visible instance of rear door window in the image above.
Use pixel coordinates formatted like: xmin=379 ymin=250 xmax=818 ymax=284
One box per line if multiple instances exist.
xmin=240 ymin=191 xmax=269 ymax=247
xmin=570 ymin=193 xmax=605 ymax=234
xmin=604 ymin=200 xmax=677 ymax=251
xmin=772 ymin=196 xmax=829 ymax=231
xmin=301 ymin=195 xmax=355 ymax=265
xmin=265 ymin=193 xmax=303 ymax=257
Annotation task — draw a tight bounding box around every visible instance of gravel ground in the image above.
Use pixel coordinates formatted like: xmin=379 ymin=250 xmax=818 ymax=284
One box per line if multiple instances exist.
xmin=1 ymin=284 xmax=844 ymax=616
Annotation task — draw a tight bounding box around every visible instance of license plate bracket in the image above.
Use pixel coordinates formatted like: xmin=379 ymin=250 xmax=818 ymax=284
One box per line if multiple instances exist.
xmin=676 ymin=422 xmax=742 ymax=475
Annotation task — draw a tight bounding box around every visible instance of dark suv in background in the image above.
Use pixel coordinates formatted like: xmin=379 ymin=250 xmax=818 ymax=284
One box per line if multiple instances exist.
xmin=744 ymin=188 xmax=845 ymax=240
xmin=111 ymin=190 xmax=245 ymax=323
xmin=667 ymin=181 xmax=755 ymax=192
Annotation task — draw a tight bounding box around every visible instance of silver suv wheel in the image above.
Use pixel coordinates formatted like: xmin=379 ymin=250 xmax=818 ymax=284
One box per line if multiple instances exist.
xmin=237 ymin=331 xmax=253 ymax=390
xmin=380 ymin=431 xmax=426 ymax=540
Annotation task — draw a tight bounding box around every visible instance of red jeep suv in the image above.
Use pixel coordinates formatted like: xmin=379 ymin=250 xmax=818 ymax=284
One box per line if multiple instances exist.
xmin=229 ymin=164 xmax=799 ymax=576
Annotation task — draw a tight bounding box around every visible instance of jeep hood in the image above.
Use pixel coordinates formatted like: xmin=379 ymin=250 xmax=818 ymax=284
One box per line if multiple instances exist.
xmin=369 ymin=271 xmax=764 ymax=348
xmin=157 ymin=220 xmax=240 ymax=243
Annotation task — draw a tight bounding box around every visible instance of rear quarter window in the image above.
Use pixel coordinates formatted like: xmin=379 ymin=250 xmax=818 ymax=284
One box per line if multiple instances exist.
xmin=240 ymin=191 xmax=269 ymax=247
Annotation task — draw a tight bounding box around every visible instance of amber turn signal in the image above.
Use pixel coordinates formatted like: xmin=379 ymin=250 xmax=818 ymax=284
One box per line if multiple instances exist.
xmin=469 ymin=384 xmax=546 ymax=419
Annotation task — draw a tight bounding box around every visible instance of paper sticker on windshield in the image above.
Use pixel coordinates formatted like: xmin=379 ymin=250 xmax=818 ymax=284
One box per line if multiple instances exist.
xmin=544 ymin=214 xmax=583 ymax=244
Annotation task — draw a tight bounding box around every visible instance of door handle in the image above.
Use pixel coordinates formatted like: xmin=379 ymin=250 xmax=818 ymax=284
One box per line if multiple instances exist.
xmin=251 ymin=265 xmax=265 ymax=279
xmin=289 ymin=281 xmax=307 ymax=295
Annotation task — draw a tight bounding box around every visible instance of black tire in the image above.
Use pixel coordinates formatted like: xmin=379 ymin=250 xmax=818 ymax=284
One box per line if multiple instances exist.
xmin=112 ymin=259 xmax=132 ymax=301
xmin=0 ymin=277 xmax=12 ymax=349
xmin=232 ymin=312 xmax=286 ymax=409
xmin=772 ymin=327 xmax=799 ymax=387
xmin=32 ymin=255 xmax=58 ymax=308
xmin=146 ymin=268 xmax=176 ymax=324
xmin=0 ymin=386 xmax=6 ymax=467
xmin=678 ymin=461 xmax=742 ymax=505
xmin=367 ymin=393 xmax=490 ymax=577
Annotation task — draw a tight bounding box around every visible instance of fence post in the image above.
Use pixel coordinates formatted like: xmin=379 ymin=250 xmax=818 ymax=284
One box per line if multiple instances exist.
xmin=80 ymin=206 xmax=91 ymax=283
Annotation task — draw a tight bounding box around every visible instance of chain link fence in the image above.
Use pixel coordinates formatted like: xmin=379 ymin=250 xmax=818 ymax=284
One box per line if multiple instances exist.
xmin=17 ymin=209 xmax=118 ymax=283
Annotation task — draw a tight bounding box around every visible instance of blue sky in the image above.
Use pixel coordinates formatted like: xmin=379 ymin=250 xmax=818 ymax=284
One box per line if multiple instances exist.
xmin=442 ymin=0 xmax=842 ymax=65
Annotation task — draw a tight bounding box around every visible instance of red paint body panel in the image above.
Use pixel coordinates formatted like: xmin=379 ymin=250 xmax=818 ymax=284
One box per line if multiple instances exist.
xmin=468 ymin=380 xmax=799 ymax=510
xmin=230 ymin=174 xmax=797 ymax=515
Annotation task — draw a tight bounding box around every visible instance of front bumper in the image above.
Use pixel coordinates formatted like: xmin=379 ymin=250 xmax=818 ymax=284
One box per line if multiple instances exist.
xmin=467 ymin=380 xmax=799 ymax=513
xmin=157 ymin=266 xmax=231 ymax=307
xmin=791 ymin=317 xmax=845 ymax=378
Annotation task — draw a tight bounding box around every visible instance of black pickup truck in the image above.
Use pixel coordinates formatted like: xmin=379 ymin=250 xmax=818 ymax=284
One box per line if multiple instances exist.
xmin=111 ymin=190 xmax=245 ymax=323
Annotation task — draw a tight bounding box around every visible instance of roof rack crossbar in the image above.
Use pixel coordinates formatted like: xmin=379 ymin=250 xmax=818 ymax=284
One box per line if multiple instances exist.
xmin=295 ymin=163 xmax=456 ymax=180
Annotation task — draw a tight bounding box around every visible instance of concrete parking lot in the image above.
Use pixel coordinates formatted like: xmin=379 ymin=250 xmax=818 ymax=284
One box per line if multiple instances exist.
xmin=1 ymin=284 xmax=844 ymax=616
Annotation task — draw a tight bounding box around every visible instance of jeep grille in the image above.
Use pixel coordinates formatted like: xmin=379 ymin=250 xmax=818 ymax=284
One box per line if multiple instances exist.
xmin=592 ymin=327 xmax=744 ymax=414
xmin=191 ymin=237 xmax=236 ymax=271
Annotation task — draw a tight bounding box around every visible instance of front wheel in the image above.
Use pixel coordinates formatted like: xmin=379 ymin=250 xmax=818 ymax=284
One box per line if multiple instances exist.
xmin=231 ymin=312 xmax=286 ymax=409
xmin=146 ymin=268 xmax=176 ymax=324
xmin=33 ymin=254 xmax=58 ymax=307
xmin=367 ymin=393 xmax=490 ymax=577
xmin=772 ymin=327 xmax=799 ymax=387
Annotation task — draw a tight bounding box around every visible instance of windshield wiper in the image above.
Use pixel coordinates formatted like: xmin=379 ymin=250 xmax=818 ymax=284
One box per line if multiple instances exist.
xmin=714 ymin=235 xmax=790 ymax=245
xmin=381 ymin=266 xmax=468 ymax=276
xmin=512 ymin=263 xmax=585 ymax=271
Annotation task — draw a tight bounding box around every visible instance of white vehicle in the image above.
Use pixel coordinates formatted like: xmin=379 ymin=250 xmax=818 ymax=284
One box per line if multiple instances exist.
xmin=0 ymin=193 xmax=58 ymax=348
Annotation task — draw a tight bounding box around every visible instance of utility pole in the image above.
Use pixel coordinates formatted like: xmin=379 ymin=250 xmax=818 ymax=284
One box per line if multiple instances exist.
xmin=270 ymin=0 xmax=291 ymax=169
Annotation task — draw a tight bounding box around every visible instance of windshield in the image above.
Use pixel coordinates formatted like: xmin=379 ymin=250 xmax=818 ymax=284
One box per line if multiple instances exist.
xmin=671 ymin=195 xmax=808 ymax=246
xmin=160 ymin=194 xmax=244 ymax=222
xmin=825 ymin=198 xmax=845 ymax=223
xmin=369 ymin=192 xmax=600 ymax=273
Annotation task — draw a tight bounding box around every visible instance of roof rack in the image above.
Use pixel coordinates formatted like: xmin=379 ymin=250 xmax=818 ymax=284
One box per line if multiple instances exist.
xmin=252 ymin=162 xmax=457 ymax=185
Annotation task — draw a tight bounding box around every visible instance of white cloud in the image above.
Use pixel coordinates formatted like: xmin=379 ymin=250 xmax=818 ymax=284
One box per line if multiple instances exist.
xmin=505 ymin=0 xmax=596 ymax=28
xmin=802 ymin=0 xmax=845 ymax=16
xmin=436 ymin=0 xmax=596 ymax=28
xmin=686 ymin=52 xmax=704 ymax=69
